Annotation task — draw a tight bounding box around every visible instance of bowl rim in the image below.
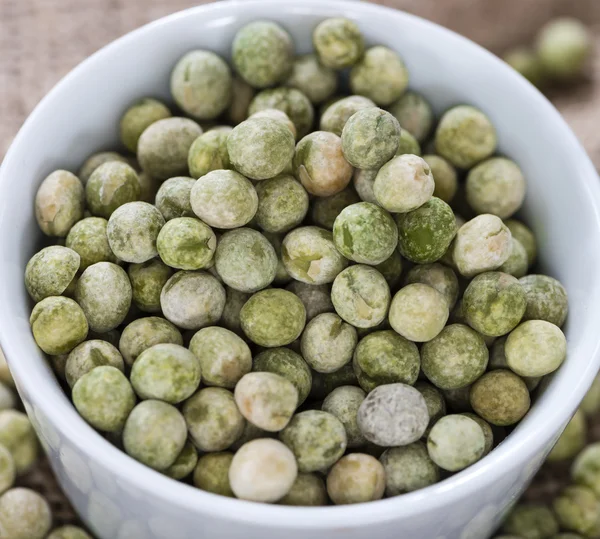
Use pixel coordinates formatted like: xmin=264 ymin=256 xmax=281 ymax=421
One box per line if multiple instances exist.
xmin=3 ymin=0 xmax=600 ymax=528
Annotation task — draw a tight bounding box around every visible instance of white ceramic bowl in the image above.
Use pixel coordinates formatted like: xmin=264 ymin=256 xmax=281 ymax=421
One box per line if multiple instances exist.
xmin=2 ymin=1 xmax=600 ymax=538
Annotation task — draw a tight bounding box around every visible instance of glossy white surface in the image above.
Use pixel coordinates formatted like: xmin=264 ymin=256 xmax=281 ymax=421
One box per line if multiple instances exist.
xmin=1 ymin=1 xmax=600 ymax=538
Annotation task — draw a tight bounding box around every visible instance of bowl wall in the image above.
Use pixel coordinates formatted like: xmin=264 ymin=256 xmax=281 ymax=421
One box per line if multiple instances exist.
xmin=2 ymin=1 xmax=600 ymax=538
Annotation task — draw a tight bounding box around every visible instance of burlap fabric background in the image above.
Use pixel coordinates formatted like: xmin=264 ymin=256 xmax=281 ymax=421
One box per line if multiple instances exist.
xmin=2 ymin=0 xmax=600 ymax=529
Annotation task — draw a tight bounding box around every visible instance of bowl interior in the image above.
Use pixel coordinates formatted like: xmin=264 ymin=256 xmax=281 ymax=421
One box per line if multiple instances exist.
xmin=1 ymin=0 xmax=600 ymax=531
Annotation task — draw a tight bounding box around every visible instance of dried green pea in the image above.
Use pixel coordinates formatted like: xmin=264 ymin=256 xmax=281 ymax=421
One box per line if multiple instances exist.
xmin=547 ymin=409 xmax=586 ymax=462
xmin=232 ymin=21 xmax=294 ymax=89
xmin=285 ymin=54 xmax=338 ymax=104
xmin=30 ymin=296 xmax=88 ymax=356
xmin=388 ymin=91 xmax=434 ymax=143
xmin=75 ymin=262 xmax=132 ymax=333
xmin=320 ymin=95 xmax=375 ymax=137
xmin=118 ymin=317 xmax=182 ymax=367
xmin=350 ymin=46 xmax=409 ymax=106
xmin=0 ymin=411 xmax=39 ymax=475
xmin=107 ymin=201 xmax=165 ymax=263
xmin=254 ymin=175 xmax=309 ymax=233
xmin=310 ymin=186 xmax=360 ymax=230
xmin=327 ymin=453 xmax=385 ymax=505
xmin=333 ymin=202 xmax=397 ymax=265
xmin=65 ymin=339 xmax=125 ymax=388
xmin=189 ymin=326 xmax=251 ymax=389
xmin=183 ymin=387 xmax=244 ymax=452
xmin=193 ymin=452 xmax=234 ymax=497
xmin=137 ymin=117 xmax=202 ymax=180
xmin=86 ymin=162 xmax=141 ymax=219
xmin=73 ymin=366 xmax=136 ymax=432
xmin=190 ymin=170 xmax=258 ymax=229
xmin=282 ymin=226 xmax=348 ymax=285
xmin=25 ymin=246 xmax=80 ymax=302
xmin=157 ymin=217 xmax=216 ymax=271
xmin=519 ymin=274 xmax=568 ymax=327
xmin=79 ymin=152 xmax=129 ymax=184
xmin=553 ymin=485 xmax=600 ymax=537
xmin=313 ymin=17 xmax=365 ymax=70
xmin=380 ymin=442 xmax=439 ymax=495
xmin=279 ymin=473 xmax=328 ymax=506
xmin=0 ymin=488 xmax=52 ymax=539
xmin=35 ymin=170 xmax=85 ymax=237
xmin=128 ymin=259 xmax=173 ymax=313
xmin=423 ymin=154 xmax=458 ymax=204
xmin=353 ymin=330 xmax=419 ymax=392
xmin=154 ymin=177 xmax=196 ymax=221
xmin=131 ymin=343 xmax=201 ymax=404
xmin=171 ymin=50 xmax=232 ymax=120
xmin=187 ymin=129 xmax=231 ymax=179
xmin=66 ymin=217 xmax=118 ymax=271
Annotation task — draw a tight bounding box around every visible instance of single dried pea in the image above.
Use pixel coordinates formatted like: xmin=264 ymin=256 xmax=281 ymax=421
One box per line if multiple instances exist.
xmin=405 ymin=262 xmax=459 ymax=309
xmin=505 ymin=320 xmax=567 ymax=377
xmin=35 ymin=170 xmax=85 ymax=237
xmin=128 ymin=259 xmax=173 ymax=313
xmin=504 ymin=46 xmax=545 ymax=86
xmin=553 ymin=485 xmax=600 ymax=537
xmin=255 ymin=175 xmax=309 ymax=233
xmin=350 ymin=46 xmax=409 ymax=106
xmin=123 ymin=400 xmax=187 ymax=471
xmin=189 ymin=326 xmax=251 ymax=389
xmin=294 ymin=131 xmax=353 ymax=197
xmin=520 ymin=274 xmax=568 ymax=327
xmin=160 ymin=271 xmax=225 ymax=330
xmin=234 ymin=372 xmax=298 ymax=432
xmin=341 ymin=108 xmax=400 ymax=170
xmin=188 ymin=129 xmax=231 ymax=178
xmin=241 ymin=288 xmax=306 ymax=347
xmin=327 ymin=453 xmax=385 ymax=505
xmin=107 ymin=201 xmax=165 ymax=263
xmin=499 ymin=238 xmax=529 ymax=278
xmin=463 ymin=272 xmax=527 ymax=337
xmin=374 ymin=154 xmax=435 ymax=213
xmin=415 ymin=382 xmax=447 ymax=436
xmin=282 ymin=226 xmax=348 ymax=285
xmin=396 ymin=197 xmax=457 ymax=263
xmin=86 ymin=161 xmax=140 ymax=219
xmin=73 ymin=366 xmax=136 ymax=432
xmin=301 ymin=313 xmax=357 ymax=373
xmin=215 ymin=228 xmax=278 ymax=293
xmin=183 ymin=387 xmax=244 ymax=452
xmin=75 ymin=262 xmax=131 ymax=333
xmin=313 ymin=18 xmax=364 ymax=69
xmin=0 ymin=488 xmax=52 ymax=539
xmin=193 ymin=452 xmax=234 ymax=497
xmin=470 ymin=370 xmax=531 ymax=426
xmin=229 ymin=439 xmax=297 ymax=502
xmin=279 ymin=473 xmax=328 ymax=506
xmin=353 ymin=330 xmax=420 ymax=391
xmin=131 ymin=343 xmax=201 ymax=404
xmin=154 ymin=177 xmax=196 ymax=221
xmin=331 ymin=265 xmax=390 ymax=328
xmin=435 ymin=105 xmax=497 ymax=169
xmin=380 ymin=442 xmax=439 ymax=495
xmin=25 ymin=246 xmax=80 ymax=302
xmin=30 ymin=296 xmax=88 ymax=355
xmin=280 ymin=410 xmax=347 ymax=472
xmin=285 ymin=54 xmax=338 ymax=104
xmin=66 ymin=217 xmax=118 ymax=270
xmin=157 ymin=217 xmax=216 ymax=271
xmin=505 ymin=219 xmax=537 ymax=267
xmin=171 ymin=50 xmax=232 ymax=120
xmin=357 ymin=383 xmax=429 ymax=447
xmin=427 ymin=414 xmax=485 ymax=472
xmin=389 ymin=283 xmax=449 ymax=342
xmin=452 ymin=214 xmax=512 ymax=277
xmin=232 ymin=21 xmax=294 ymax=88
xmin=190 ymin=170 xmax=258 ymax=229
xmin=65 ymin=339 xmax=124 ymax=388
xmin=227 ymin=117 xmax=295 ymax=181
xmin=79 ymin=152 xmax=129 ymax=184
xmin=137 ymin=117 xmax=202 ymax=180
xmin=333 ymin=202 xmax=398 ymax=265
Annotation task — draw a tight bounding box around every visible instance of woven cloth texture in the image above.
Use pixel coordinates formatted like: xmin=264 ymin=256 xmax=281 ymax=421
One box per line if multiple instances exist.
xmin=1 ymin=0 xmax=599 ymax=528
